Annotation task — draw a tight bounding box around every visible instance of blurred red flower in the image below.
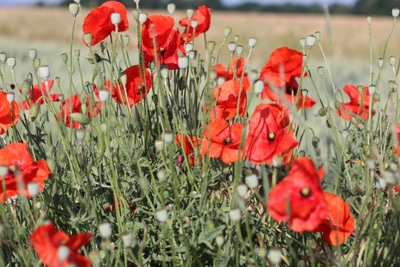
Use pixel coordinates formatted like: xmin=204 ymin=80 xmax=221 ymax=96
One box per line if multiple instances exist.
xmin=179 ymin=5 xmax=211 ymax=43
xmin=313 ymin=192 xmax=355 ymax=246
xmin=175 ymin=133 xmax=201 ymax=165
xmin=210 ymin=79 xmax=248 ymax=121
xmin=57 ymin=94 xmax=101 ymax=129
xmin=394 ymin=124 xmax=400 ymax=155
xmin=30 ymin=222 xmax=92 ymax=267
xmin=259 ymin=46 xmax=314 ymax=109
xmin=336 ymin=84 xmax=376 ymax=121
xmin=83 ymin=1 xmax=129 ymax=46
xmin=0 ymin=91 xmax=20 ymax=135
xmin=212 ymin=57 xmax=247 ymax=81
xmin=142 ymin=15 xmax=184 ymax=69
xmin=201 ymin=119 xmax=244 ymax=164
xmin=0 ymin=143 xmax=51 ymax=202
xmin=20 ymin=80 xmax=62 ymax=110
xmin=267 ymin=157 xmax=329 ymax=232
xmin=245 ymin=104 xmax=298 ymax=165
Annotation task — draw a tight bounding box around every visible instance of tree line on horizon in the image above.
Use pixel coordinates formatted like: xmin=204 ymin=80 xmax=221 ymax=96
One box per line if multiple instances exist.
xmin=55 ymin=0 xmax=398 ymax=16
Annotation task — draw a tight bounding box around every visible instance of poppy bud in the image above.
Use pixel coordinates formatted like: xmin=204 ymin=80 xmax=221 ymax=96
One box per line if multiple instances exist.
xmin=188 ymin=50 xmax=197 ymax=60
xmin=28 ymin=104 xmax=40 ymax=121
xmin=6 ymin=57 xmax=16 ymax=68
xmin=123 ymin=35 xmax=130 ymax=45
xmin=245 ymin=174 xmax=259 ymax=189
xmin=21 ymin=78 xmax=32 ymax=97
xmin=312 ymin=136 xmax=319 ymax=149
xmin=389 ymin=56 xmax=396 ymax=67
xmin=237 ymin=183 xmax=248 ymax=198
xmin=207 ymin=41 xmax=216 ymax=53
xmin=228 ymin=208 xmax=241 ymax=222
xmin=69 ymin=113 xmax=90 ymax=125
xmin=306 ymin=35 xmax=316 ymax=47
xmin=74 ymin=49 xmax=80 ymax=58
xmin=98 ymin=222 xmax=112 ymax=239
xmin=162 ymin=131 xmax=174 ymax=144
xmin=121 ymin=231 xmax=133 ymax=247
xmin=111 ymin=13 xmax=121 ymax=25
xmin=69 ymin=3 xmax=79 ymax=17
xmin=334 ymin=100 xmax=341 ymax=110
xmin=373 ymin=92 xmax=380 ymax=101
xmin=268 ymin=247 xmax=282 ymax=264
xmin=155 ymin=209 xmax=169 ymax=223
xmin=38 ymin=65 xmax=50 ymax=80
xmin=83 ymin=33 xmax=93 ymax=47
xmin=178 ymin=56 xmax=188 ymax=69
xmin=299 ymin=38 xmax=306 ymax=48
xmin=224 ymin=27 xmax=232 ymax=37
xmin=191 ymin=20 xmax=198 ymax=29
xmin=27 ymin=181 xmax=39 ymax=197
xmin=393 ymin=8 xmax=400 ymax=18
xmin=60 ymin=53 xmax=68 ymax=64
xmin=248 ymin=37 xmax=257 ymax=48
xmin=236 ymin=45 xmax=243 ymax=56
xmin=216 ymin=235 xmax=224 ymax=247
xmin=186 ymin=9 xmax=194 ymax=19
xmin=75 ymin=128 xmax=86 ymax=141
xmin=157 ymin=169 xmax=167 ymax=182
xmin=228 ymin=42 xmax=236 ymax=53
xmin=185 ymin=43 xmax=194 ymax=53
xmin=99 ymin=89 xmax=110 ymax=102
xmin=0 ymin=52 xmax=7 ymax=63
xmin=138 ymin=13 xmax=148 ymax=25
xmin=315 ymin=31 xmax=321 ymax=40
xmin=318 ymin=108 xmax=326 ymax=116
xmin=57 ymin=245 xmax=70 ymax=262
xmin=29 ymin=49 xmax=37 ymax=60
xmin=34 ymin=58 xmax=41 ymax=69
xmin=155 ymin=140 xmax=165 ymax=152
xmin=167 ymin=3 xmax=176 ymax=15
xmin=6 ymin=92 xmax=15 ymax=103
xmin=377 ymin=58 xmax=384 ymax=69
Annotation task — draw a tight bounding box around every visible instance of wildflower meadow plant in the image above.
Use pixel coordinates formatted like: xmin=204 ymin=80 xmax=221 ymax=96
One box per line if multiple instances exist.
xmin=1 ymin=1 xmax=400 ymax=266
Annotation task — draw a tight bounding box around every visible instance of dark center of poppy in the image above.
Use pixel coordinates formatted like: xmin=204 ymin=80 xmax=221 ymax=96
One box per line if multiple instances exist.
xmin=136 ymin=86 xmax=146 ymax=95
xmin=224 ymin=137 xmax=232 ymax=145
xmin=267 ymin=132 xmax=276 ymax=141
xmin=160 ymin=47 xmax=166 ymax=56
xmin=300 ymin=187 xmax=312 ymax=198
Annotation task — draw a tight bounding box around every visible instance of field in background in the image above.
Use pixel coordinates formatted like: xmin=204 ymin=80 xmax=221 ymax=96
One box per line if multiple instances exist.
xmin=0 ymin=7 xmax=399 ymax=85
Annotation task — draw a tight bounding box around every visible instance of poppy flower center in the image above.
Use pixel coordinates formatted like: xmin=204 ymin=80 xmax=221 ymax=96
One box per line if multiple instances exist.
xmin=300 ymin=187 xmax=312 ymax=198
xmin=224 ymin=137 xmax=232 ymax=145
xmin=136 ymin=86 xmax=146 ymax=95
xmin=267 ymin=132 xmax=276 ymax=141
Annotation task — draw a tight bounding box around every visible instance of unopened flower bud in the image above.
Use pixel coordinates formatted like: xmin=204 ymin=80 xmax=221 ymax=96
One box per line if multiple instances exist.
xmin=111 ymin=13 xmax=121 ymax=25
xmin=216 ymin=235 xmax=224 ymax=247
xmin=74 ymin=49 xmax=81 ymax=58
xmin=21 ymin=78 xmax=32 ymax=97
xmin=69 ymin=113 xmax=90 ymax=125
xmin=157 ymin=169 xmax=167 ymax=182
xmin=57 ymin=245 xmax=70 ymax=262
xmin=99 ymin=222 xmax=112 ymax=239
xmin=228 ymin=208 xmax=241 ymax=222
xmin=139 ymin=13 xmax=148 ymax=25
xmin=60 ymin=53 xmax=68 ymax=64
xmin=38 ymin=65 xmax=50 ymax=80
xmin=167 ymin=3 xmax=176 ymax=15
xmin=207 ymin=41 xmax=216 ymax=53
xmin=69 ymin=3 xmax=79 ymax=16
xmin=29 ymin=49 xmax=37 ymax=60
xmin=83 ymin=33 xmax=93 ymax=46
xmin=6 ymin=57 xmax=16 ymax=68
xmin=224 ymin=27 xmax=232 ymax=37
xmin=155 ymin=209 xmax=169 ymax=223
xmin=186 ymin=9 xmax=194 ymax=19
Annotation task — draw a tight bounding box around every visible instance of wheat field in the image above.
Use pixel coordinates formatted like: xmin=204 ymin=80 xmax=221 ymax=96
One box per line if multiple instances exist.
xmin=0 ymin=7 xmax=399 ymax=84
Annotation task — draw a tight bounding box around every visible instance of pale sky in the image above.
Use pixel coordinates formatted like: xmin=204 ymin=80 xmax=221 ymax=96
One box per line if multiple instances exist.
xmin=1 ymin=0 xmax=357 ymax=6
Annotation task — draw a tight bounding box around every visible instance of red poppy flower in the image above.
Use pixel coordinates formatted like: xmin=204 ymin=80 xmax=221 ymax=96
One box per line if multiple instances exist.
xmin=57 ymin=94 xmax=101 ymax=129
xmin=201 ymin=119 xmax=244 ymax=164
xmin=30 ymin=221 xmax=92 ymax=267
xmin=336 ymin=84 xmax=376 ymax=121
xmin=20 ymin=80 xmax=62 ymax=110
xmin=104 ymin=195 xmax=136 ymax=213
xmin=175 ymin=134 xmax=201 ymax=165
xmin=0 ymin=92 xmax=20 ymax=135
xmin=394 ymin=124 xmax=400 ymax=155
xmin=210 ymin=79 xmax=248 ymax=121
xmin=267 ymin=157 xmax=329 ymax=232
xmin=82 ymin=1 xmax=129 ymax=46
xmin=0 ymin=142 xmax=51 ymax=202
xmin=259 ymin=47 xmax=314 ymax=108
xmin=141 ymin=15 xmax=185 ymax=69
xmin=179 ymin=5 xmax=212 ymax=43
xmin=212 ymin=57 xmax=247 ymax=81
xmin=245 ymin=104 xmax=298 ymax=165
xmin=313 ymin=192 xmax=355 ymax=246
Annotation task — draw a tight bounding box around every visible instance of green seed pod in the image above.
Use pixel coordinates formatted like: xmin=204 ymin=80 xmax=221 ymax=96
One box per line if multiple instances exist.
xmin=69 ymin=113 xmax=90 ymax=125
xmin=28 ymin=104 xmax=40 ymax=121
xmin=21 ymin=78 xmax=32 ymax=97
